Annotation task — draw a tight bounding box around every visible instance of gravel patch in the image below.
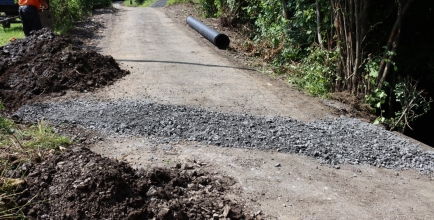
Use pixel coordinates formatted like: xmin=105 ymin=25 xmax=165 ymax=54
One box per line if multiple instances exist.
xmin=14 ymin=100 xmax=434 ymax=173
xmin=150 ymin=0 xmax=167 ymax=7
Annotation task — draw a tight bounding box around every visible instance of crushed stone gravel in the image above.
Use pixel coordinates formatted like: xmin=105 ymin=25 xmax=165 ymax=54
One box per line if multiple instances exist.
xmin=150 ymin=0 xmax=168 ymax=8
xmin=14 ymin=100 xmax=434 ymax=173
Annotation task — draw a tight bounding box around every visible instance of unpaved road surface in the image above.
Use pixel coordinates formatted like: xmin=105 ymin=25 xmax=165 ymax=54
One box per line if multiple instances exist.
xmin=88 ymin=5 xmax=329 ymax=120
xmin=40 ymin=4 xmax=434 ymax=219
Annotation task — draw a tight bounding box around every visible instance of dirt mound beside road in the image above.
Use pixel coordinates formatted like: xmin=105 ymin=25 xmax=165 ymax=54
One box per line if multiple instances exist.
xmin=18 ymin=148 xmax=248 ymax=219
xmin=0 ymin=29 xmax=129 ymax=111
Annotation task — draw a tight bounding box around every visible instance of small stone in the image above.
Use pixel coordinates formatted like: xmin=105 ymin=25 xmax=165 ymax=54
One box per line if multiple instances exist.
xmin=181 ymin=163 xmax=193 ymax=170
xmin=157 ymin=208 xmax=171 ymax=219
xmin=275 ymin=163 xmax=281 ymax=167
xmin=146 ymin=186 xmax=158 ymax=196
xmin=223 ymin=205 xmax=231 ymax=217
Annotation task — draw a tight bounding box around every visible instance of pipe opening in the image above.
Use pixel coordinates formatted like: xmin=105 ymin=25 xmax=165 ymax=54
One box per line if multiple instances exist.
xmin=215 ymin=34 xmax=230 ymax=50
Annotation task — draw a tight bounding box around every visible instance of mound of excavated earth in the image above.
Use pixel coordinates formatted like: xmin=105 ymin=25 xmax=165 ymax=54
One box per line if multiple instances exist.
xmin=17 ymin=148 xmax=248 ymax=219
xmin=0 ymin=29 xmax=129 ymax=110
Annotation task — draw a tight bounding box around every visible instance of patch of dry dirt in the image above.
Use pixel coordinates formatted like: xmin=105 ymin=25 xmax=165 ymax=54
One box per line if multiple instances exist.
xmin=92 ymin=137 xmax=434 ymax=220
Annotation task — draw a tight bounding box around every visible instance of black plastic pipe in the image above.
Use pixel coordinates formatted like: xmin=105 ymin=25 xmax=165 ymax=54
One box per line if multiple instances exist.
xmin=186 ymin=16 xmax=230 ymax=50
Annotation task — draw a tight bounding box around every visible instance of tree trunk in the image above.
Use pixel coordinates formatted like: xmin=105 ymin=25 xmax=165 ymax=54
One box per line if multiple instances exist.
xmin=376 ymin=0 xmax=414 ymax=87
xmin=282 ymin=0 xmax=289 ymax=19
xmin=351 ymin=0 xmax=360 ymax=94
xmin=316 ymin=0 xmax=324 ymax=49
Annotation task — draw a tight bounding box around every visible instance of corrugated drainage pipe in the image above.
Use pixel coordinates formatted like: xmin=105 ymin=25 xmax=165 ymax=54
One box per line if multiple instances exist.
xmin=186 ymin=16 xmax=230 ymax=50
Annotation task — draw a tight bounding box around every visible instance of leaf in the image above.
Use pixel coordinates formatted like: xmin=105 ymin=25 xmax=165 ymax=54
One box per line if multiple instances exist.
xmin=375 ymin=102 xmax=381 ymax=108
xmin=369 ymin=69 xmax=378 ymax=78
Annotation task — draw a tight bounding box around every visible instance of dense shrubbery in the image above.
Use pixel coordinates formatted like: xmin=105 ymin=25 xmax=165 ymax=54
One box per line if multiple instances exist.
xmin=198 ymin=0 xmax=433 ymax=133
xmin=50 ymin=0 xmax=113 ymax=33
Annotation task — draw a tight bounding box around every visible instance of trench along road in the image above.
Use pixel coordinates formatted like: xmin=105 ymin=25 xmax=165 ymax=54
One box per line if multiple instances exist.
xmin=83 ymin=4 xmax=434 ymax=219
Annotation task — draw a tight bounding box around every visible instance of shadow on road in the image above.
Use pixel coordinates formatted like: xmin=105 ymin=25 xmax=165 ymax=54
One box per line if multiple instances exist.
xmin=116 ymin=59 xmax=256 ymax=71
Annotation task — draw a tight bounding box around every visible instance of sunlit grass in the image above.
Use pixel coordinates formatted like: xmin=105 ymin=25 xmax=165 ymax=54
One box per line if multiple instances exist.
xmin=0 ymin=23 xmax=24 ymax=46
xmin=0 ymin=100 xmax=72 ymax=219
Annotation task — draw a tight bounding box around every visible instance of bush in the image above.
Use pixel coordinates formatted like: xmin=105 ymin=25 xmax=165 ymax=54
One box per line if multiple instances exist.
xmin=289 ymin=46 xmax=338 ymax=97
xmin=199 ymin=0 xmax=218 ymax=17
xmin=50 ymin=0 xmax=113 ymax=33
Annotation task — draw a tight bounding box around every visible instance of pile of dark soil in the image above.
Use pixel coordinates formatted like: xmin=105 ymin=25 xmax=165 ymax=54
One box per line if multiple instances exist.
xmin=17 ymin=148 xmax=249 ymax=219
xmin=0 ymin=28 xmax=129 ymax=111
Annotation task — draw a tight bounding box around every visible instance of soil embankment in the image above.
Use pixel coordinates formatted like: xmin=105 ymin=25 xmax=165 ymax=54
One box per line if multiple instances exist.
xmin=0 ymin=29 xmax=129 ymax=110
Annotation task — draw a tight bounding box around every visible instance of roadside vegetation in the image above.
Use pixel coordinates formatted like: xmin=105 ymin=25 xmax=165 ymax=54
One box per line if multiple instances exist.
xmin=0 ymin=100 xmax=72 ymax=219
xmin=0 ymin=23 xmax=24 ymax=46
xmin=0 ymin=0 xmax=113 ymax=45
xmin=49 ymin=0 xmax=113 ymax=33
xmin=192 ymin=0 xmax=433 ymax=134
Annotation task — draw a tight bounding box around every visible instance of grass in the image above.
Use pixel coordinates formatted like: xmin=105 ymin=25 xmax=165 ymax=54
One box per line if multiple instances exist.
xmin=0 ymin=101 xmax=72 ymax=219
xmin=0 ymin=23 xmax=24 ymax=47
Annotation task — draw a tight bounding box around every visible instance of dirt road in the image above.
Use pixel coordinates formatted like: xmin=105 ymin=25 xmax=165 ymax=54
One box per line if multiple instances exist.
xmin=83 ymin=5 xmax=434 ymax=219
xmin=90 ymin=5 xmax=329 ymax=120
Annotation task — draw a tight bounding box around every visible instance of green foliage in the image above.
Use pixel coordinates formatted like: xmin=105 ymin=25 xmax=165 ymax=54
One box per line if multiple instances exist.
xmin=364 ymin=56 xmax=387 ymax=120
xmin=389 ymin=77 xmax=432 ymax=132
xmin=0 ymin=23 xmax=25 ymax=47
xmin=18 ymin=122 xmax=71 ymax=150
xmin=0 ymin=100 xmax=72 ymax=219
xmin=199 ymin=0 xmax=218 ymax=17
xmin=244 ymin=0 xmax=285 ymax=48
xmin=289 ymin=46 xmax=338 ymax=97
xmin=51 ymin=0 xmax=113 ymax=33
xmin=213 ymin=0 xmax=433 ymax=134
xmin=0 ymin=101 xmax=13 ymax=135
xmin=286 ymin=0 xmax=330 ymax=47
xmin=365 ymin=87 xmax=387 ymax=125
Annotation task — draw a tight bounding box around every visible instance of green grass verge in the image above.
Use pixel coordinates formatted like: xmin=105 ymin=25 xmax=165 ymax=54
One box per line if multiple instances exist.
xmin=0 ymin=23 xmax=25 ymax=47
xmin=0 ymin=101 xmax=72 ymax=219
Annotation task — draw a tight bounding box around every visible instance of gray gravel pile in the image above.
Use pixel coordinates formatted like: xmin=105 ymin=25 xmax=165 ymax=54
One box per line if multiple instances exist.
xmin=14 ymin=100 xmax=434 ymax=173
xmin=150 ymin=0 xmax=167 ymax=7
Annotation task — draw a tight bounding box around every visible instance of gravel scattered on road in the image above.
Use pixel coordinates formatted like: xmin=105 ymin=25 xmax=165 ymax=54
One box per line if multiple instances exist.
xmin=150 ymin=0 xmax=167 ymax=7
xmin=15 ymin=100 xmax=434 ymax=173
